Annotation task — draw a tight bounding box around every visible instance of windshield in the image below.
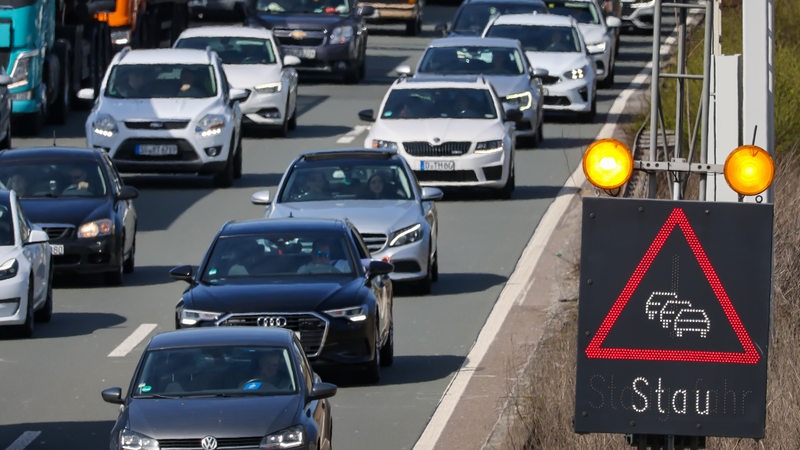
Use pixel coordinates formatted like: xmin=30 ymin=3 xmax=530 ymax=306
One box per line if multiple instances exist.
xmin=105 ymin=64 xmax=217 ymax=99
xmin=254 ymin=0 xmax=350 ymax=15
xmin=418 ymin=46 xmax=525 ymax=76
xmin=380 ymin=88 xmax=498 ymax=120
xmin=452 ymin=3 xmax=549 ymax=35
xmin=486 ymin=24 xmax=582 ymax=53
xmin=279 ymin=163 xmax=412 ymax=202
xmin=201 ymin=232 xmax=356 ymax=282
xmin=132 ymin=346 xmax=298 ymax=398
xmin=175 ymin=37 xmax=277 ymax=65
xmin=545 ymin=1 xmax=601 ymax=24
xmin=0 ymin=160 xmax=108 ymax=198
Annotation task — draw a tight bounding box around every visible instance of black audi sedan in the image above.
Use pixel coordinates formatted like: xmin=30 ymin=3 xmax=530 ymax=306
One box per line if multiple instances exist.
xmin=101 ymin=327 xmax=337 ymax=450
xmin=170 ymin=217 xmax=394 ymax=383
xmin=0 ymin=147 xmax=138 ymax=285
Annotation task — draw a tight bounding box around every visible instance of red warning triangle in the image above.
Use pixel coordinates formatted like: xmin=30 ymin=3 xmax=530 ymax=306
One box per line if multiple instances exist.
xmin=585 ymin=207 xmax=760 ymax=364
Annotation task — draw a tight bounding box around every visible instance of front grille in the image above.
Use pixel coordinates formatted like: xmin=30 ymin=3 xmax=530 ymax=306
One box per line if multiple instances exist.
xmin=219 ymin=313 xmax=328 ymax=357
xmin=544 ymin=96 xmax=571 ymax=106
xmin=414 ymin=170 xmax=478 ymax=183
xmin=361 ymin=232 xmax=387 ymax=253
xmin=483 ymin=166 xmax=503 ymax=181
xmin=158 ymin=436 xmax=262 ymax=449
xmin=41 ymin=226 xmax=72 ymax=240
xmin=392 ymin=260 xmax=422 ymax=273
xmin=273 ymin=28 xmax=326 ymax=47
xmin=124 ymin=120 xmax=190 ymax=130
xmin=403 ymin=141 xmax=471 ymax=157
xmin=115 ymin=138 xmax=198 ymax=162
xmin=540 ymin=75 xmax=560 ymax=85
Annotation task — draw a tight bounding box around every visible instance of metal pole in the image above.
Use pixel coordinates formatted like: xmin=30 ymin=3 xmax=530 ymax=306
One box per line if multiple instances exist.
xmin=698 ymin=0 xmax=713 ymax=200
xmin=648 ymin=0 xmax=663 ymax=199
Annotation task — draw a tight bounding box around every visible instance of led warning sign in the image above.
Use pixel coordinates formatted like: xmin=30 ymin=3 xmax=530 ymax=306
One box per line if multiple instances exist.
xmin=574 ymin=197 xmax=772 ymax=439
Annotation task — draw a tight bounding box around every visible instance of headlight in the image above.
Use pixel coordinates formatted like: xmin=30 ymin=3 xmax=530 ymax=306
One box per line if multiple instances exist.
xmin=0 ymin=258 xmax=19 ymax=281
xmin=325 ymin=304 xmax=367 ymax=322
xmin=475 ymin=139 xmax=503 ymax=154
xmin=92 ymin=114 xmax=118 ymax=137
xmin=110 ymin=29 xmax=131 ymax=47
xmin=564 ymin=65 xmax=589 ymax=80
xmin=262 ymin=425 xmax=305 ymax=449
xmin=371 ymin=139 xmax=397 ymax=150
xmin=254 ymin=82 xmax=282 ymax=94
xmin=77 ymin=219 xmax=113 ymax=238
xmin=179 ymin=308 xmax=221 ymax=326
xmin=586 ymin=41 xmax=607 ymax=55
xmin=9 ymin=51 xmax=35 ymax=89
xmin=330 ymin=26 xmax=354 ymax=44
xmin=120 ymin=429 xmax=159 ymax=450
xmin=389 ymin=223 xmax=423 ymax=247
xmin=505 ymin=91 xmax=532 ymax=111
xmin=196 ymin=114 xmax=226 ymax=137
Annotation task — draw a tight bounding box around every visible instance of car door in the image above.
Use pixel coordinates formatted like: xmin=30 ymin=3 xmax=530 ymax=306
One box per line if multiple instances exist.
xmin=103 ymin=153 xmax=137 ymax=257
xmin=273 ymin=38 xmax=299 ymax=118
xmin=14 ymin=199 xmax=48 ymax=305
xmin=348 ymin=222 xmax=391 ymax=346
xmin=292 ymin=337 xmax=331 ymax=447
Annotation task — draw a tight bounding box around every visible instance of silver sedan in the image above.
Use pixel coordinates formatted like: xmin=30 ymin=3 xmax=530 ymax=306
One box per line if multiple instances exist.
xmin=251 ymin=149 xmax=443 ymax=294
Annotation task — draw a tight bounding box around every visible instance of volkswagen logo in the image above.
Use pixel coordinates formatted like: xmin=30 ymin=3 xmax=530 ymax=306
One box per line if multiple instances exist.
xmin=257 ymin=316 xmax=288 ymax=327
xmin=201 ymin=436 xmax=218 ymax=450
xmin=290 ymin=30 xmax=307 ymax=40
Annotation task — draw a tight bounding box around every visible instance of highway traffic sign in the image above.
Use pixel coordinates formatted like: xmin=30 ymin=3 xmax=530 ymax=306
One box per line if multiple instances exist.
xmin=574 ymin=197 xmax=772 ymax=438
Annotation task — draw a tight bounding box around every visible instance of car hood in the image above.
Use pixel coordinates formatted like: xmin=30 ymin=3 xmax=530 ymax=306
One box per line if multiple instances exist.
xmin=413 ymin=73 xmax=529 ymax=98
xmin=269 ymin=201 xmax=421 ymax=235
xmin=223 ymin=64 xmax=283 ymax=90
xmin=250 ymin=13 xmax=352 ymax=30
xmin=369 ymin=118 xmax=505 ymax=145
xmin=184 ymin=278 xmax=362 ymax=312
xmin=20 ymin=198 xmax=109 ymax=226
xmin=97 ymin=98 xmax=220 ymax=121
xmin=525 ymin=51 xmax=590 ymax=74
xmin=577 ymin=23 xmax=607 ymax=45
xmin=125 ymin=395 xmax=299 ymax=438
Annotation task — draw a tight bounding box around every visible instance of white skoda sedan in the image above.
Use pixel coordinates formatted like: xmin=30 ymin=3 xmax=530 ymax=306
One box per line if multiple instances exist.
xmin=174 ymin=26 xmax=300 ymax=136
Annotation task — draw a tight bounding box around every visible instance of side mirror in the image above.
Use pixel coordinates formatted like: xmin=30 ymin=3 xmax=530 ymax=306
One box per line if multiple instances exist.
xmin=358 ymin=109 xmax=376 ymax=122
xmin=421 ymin=186 xmax=444 ymax=201
xmin=367 ymin=260 xmax=394 ymax=276
xmin=358 ymin=5 xmax=375 ymax=17
xmin=230 ymin=88 xmax=250 ymax=102
xmin=27 ymin=228 xmax=49 ymax=245
xmin=434 ymin=22 xmax=450 ymax=37
xmin=0 ymin=74 xmax=12 ymax=86
xmin=531 ymin=68 xmax=548 ymax=78
xmin=308 ymin=381 xmax=338 ymax=401
xmin=283 ymin=55 xmax=301 ymax=66
xmin=117 ymin=185 xmax=139 ymax=201
xmin=250 ymin=190 xmax=272 ymax=205
xmin=169 ymin=265 xmax=195 ymax=283
xmin=101 ymin=387 xmax=124 ymax=405
xmin=395 ymin=64 xmax=412 ymax=77
xmin=606 ymin=16 xmax=622 ymax=28
xmin=77 ymin=88 xmax=96 ymax=100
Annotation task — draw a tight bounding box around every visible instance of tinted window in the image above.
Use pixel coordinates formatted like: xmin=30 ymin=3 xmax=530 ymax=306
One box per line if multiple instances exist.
xmin=106 ymin=64 xmax=217 ymax=99
xmin=176 ymin=37 xmax=278 ymax=65
xmin=545 ymin=0 xmax=601 ymax=24
xmin=486 ymin=24 xmax=582 ymax=52
xmin=280 ymin=163 xmax=412 ymax=202
xmin=254 ymin=0 xmax=350 ymax=15
xmin=418 ymin=46 xmax=525 ymax=75
xmin=452 ymin=3 xmax=549 ymax=35
xmin=0 ymin=160 xmax=109 ymax=198
xmin=380 ymin=88 xmax=498 ymax=120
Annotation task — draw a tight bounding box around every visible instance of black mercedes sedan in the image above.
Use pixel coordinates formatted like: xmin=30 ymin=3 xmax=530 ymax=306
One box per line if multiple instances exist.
xmin=170 ymin=217 xmax=394 ymax=383
xmin=101 ymin=327 xmax=337 ymax=450
xmin=0 ymin=147 xmax=138 ymax=285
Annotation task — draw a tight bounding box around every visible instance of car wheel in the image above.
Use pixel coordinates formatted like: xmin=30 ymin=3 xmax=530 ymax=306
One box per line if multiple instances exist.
xmin=405 ymin=17 xmax=421 ymax=36
xmin=276 ymin=101 xmax=290 ymax=137
xmin=431 ymin=251 xmax=439 ymax=282
xmin=287 ymin=105 xmax=297 ymax=131
xmin=414 ymin=260 xmax=432 ymax=295
xmin=497 ymin=161 xmax=515 ymax=199
xmin=105 ymin=256 xmax=124 ymax=286
xmin=581 ymin=95 xmax=597 ymax=123
xmin=362 ymin=321 xmax=381 ymax=383
xmin=17 ymin=278 xmax=35 ymax=338
xmin=233 ymin=136 xmax=243 ymax=179
xmin=0 ymin=119 xmax=11 ymax=150
xmin=379 ymin=323 xmax=394 ymax=367
xmin=123 ymin=234 xmax=135 ymax=274
xmin=34 ymin=266 xmax=54 ymax=323
xmin=600 ymin=67 xmax=615 ymax=89
xmin=213 ymin=139 xmax=236 ymax=188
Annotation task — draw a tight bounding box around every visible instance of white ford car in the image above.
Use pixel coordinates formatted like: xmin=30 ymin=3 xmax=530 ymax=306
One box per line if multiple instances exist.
xmin=80 ymin=47 xmax=248 ymax=187
xmin=358 ymin=76 xmax=520 ymax=199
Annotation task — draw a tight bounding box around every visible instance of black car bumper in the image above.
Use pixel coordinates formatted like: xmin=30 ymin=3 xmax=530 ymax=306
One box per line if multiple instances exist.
xmin=47 ymin=233 xmax=122 ymax=274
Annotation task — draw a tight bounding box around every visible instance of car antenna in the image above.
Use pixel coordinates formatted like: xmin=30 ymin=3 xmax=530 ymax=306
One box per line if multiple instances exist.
xmin=289 ymin=211 xmax=294 ymax=218
xmin=52 ymin=130 xmax=57 ymax=146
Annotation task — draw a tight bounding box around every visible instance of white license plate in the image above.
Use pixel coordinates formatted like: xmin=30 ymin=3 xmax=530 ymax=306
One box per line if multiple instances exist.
xmin=421 ymin=160 xmax=455 ymax=171
xmin=50 ymin=244 xmax=64 ymax=255
xmin=285 ymin=47 xmax=316 ymax=59
xmin=136 ymin=144 xmax=178 ymax=156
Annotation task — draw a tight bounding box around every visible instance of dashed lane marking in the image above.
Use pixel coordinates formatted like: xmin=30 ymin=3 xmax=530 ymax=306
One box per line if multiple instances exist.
xmin=108 ymin=323 xmax=158 ymax=358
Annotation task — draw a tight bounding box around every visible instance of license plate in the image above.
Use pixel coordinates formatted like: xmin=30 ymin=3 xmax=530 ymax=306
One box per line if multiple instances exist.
xmin=421 ymin=160 xmax=455 ymax=171
xmin=50 ymin=244 xmax=64 ymax=255
xmin=285 ymin=47 xmax=316 ymax=59
xmin=136 ymin=144 xmax=178 ymax=156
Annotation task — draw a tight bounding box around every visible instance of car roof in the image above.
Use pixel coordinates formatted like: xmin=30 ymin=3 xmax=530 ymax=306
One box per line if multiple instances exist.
xmin=391 ymin=76 xmax=492 ymax=90
xmin=220 ymin=217 xmax=350 ymax=236
xmin=0 ymin=147 xmax=104 ymax=163
xmin=463 ymin=0 xmax=547 ymax=5
xmin=147 ymin=327 xmax=295 ymax=350
xmin=490 ymin=12 xmax=576 ymax=26
xmin=116 ymin=48 xmax=216 ymax=65
xmin=176 ymin=25 xmax=274 ymax=40
xmin=295 ymin=148 xmax=402 ymax=163
xmin=428 ymin=36 xmax=524 ymax=49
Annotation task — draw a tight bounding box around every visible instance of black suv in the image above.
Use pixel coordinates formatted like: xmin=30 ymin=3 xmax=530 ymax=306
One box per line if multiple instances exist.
xmin=244 ymin=0 xmax=374 ymax=83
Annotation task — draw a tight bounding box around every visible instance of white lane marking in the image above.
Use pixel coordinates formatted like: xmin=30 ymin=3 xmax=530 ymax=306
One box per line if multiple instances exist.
xmin=336 ymin=125 xmax=369 ymax=144
xmin=108 ymin=323 xmax=158 ymax=357
xmin=6 ymin=431 xmax=40 ymax=450
xmin=412 ymin=47 xmax=659 ymax=450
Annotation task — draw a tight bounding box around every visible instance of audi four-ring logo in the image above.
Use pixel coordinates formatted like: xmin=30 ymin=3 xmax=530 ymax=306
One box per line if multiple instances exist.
xmin=201 ymin=436 xmax=218 ymax=450
xmin=257 ymin=316 xmax=288 ymax=327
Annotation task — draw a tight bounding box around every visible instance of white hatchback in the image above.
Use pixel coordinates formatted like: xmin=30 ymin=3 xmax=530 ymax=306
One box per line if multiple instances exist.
xmin=80 ymin=47 xmax=248 ymax=187
xmin=484 ymin=13 xmax=598 ymax=121
xmin=358 ymin=76 xmax=520 ymax=199
xmin=174 ymin=26 xmax=300 ymax=136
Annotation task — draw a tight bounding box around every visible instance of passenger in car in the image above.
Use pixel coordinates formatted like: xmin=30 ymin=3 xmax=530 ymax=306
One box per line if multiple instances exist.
xmin=362 ymin=172 xmax=403 ymax=199
xmin=297 ymin=239 xmax=350 ymax=274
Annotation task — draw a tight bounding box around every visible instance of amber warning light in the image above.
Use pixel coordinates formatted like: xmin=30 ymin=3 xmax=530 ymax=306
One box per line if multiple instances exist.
xmin=724 ymin=145 xmax=774 ymax=196
xmin=582 ymin=138 xmax=633 ymax=192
